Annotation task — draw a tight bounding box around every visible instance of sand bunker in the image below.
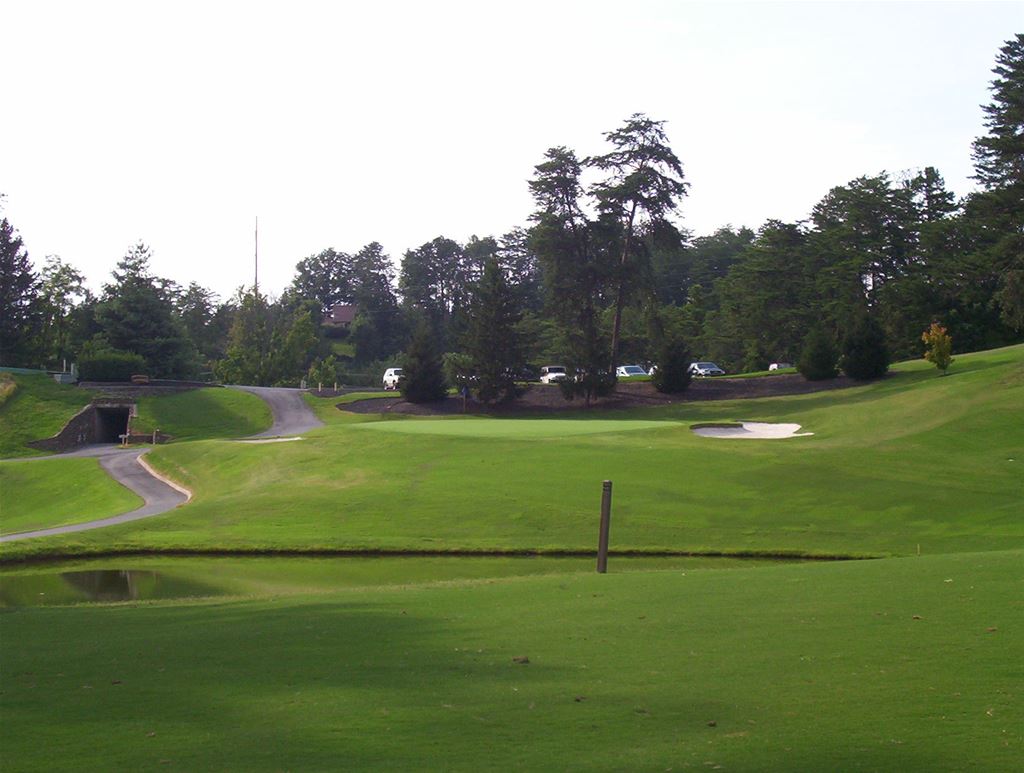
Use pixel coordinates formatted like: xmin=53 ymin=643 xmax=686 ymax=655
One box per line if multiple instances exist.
xmin=236 ymin=436 xmax=305 ymax=444
xmin=691 ymin=422 xmax=813 ymax=439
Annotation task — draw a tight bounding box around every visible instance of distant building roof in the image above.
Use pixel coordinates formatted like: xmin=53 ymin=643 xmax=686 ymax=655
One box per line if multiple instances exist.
xmin=328 ymin=303 xmax=358 ymax=324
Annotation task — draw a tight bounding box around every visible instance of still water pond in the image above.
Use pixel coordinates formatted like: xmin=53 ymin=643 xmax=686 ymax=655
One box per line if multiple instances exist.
xmin=0 ymin=555 xmax=791 ymax=607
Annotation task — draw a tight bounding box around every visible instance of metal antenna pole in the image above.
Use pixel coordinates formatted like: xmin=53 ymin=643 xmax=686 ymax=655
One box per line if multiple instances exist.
xmin=254 ymin=216 xmax=259 ymax=295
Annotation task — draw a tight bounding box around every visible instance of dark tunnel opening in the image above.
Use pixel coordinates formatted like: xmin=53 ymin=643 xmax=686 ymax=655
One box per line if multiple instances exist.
xmin=95 ymin=407 xmax=130 ymax=443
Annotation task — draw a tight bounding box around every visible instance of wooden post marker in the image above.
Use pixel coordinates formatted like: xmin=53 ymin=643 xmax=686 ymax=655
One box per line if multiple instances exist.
xmin=597 ymin=480 xmax=612 ymax=573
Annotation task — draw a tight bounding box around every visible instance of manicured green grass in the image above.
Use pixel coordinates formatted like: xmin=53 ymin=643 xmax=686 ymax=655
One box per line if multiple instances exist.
xmin=0 ymin=554 xmax=781 ymax=606
xmin=357 ymin=417 xmax=676 ymax=438
xmin=133 ymin=387 xmax=272 ymax=440
xmin=0 ymin=374 xmax=93 ymax=458
xmin=303 ymin=391 xmax=393 ymax=424
xmin=3 ymin=345 xmax=1021 ymax=561
xmin=0 ymin=458 xmax=142 ymax=535
xmin=2 ymin=550 xmax=1020 ymax=771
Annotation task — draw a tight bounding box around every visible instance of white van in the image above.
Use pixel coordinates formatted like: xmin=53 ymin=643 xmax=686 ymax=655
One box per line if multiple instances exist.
xmin=382 ymin=367 xmax=404 ymax=390
xmin=539 ymin=365 xmax=568 ymax=384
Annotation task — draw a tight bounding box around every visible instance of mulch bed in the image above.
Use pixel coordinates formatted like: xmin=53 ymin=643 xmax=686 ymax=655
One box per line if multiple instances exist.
xmin=336 ymin=374 xmax=865 ymax=416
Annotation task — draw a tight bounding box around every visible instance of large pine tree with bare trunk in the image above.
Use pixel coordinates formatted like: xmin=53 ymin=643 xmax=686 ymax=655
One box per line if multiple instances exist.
xmin=588 ymin=114 xmax=688 ymax=373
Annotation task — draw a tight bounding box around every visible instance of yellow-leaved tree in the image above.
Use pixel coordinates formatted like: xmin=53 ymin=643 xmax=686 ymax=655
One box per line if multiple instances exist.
xmin=922 ymin=323 xmax=954 ymax=375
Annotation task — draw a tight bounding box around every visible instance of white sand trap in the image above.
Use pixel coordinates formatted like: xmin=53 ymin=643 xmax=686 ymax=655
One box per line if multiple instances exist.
xmin=236 ymin=436 xmax=305 ymax=444
xmin=692 ymin=422 xmax=813 ymax=439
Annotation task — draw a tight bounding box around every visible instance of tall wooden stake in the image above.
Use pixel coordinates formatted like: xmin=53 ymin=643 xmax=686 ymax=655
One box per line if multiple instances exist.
xmin=597 ymin=480 xmax=612 ymax=573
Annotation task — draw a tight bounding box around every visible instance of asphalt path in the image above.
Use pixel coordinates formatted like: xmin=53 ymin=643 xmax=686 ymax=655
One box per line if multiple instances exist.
xmin=0 ymin=446 xmax=190 ymax=542
xmin=229 ymin=385 xmax=324 ymax=437
xmin=1 ymin=385 xmax=322 ymax=542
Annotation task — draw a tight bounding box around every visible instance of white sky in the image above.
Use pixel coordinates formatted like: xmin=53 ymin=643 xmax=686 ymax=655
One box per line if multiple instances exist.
xmin=1 ymin=0 xmax=1020 ymax=300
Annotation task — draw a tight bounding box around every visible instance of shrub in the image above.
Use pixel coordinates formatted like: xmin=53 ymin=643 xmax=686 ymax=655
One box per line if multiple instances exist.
xmin=306 ymin=355 xmax=339 ymax=388
xmin=798 ymin=328 xmax=839 ymax=381
xmin=841 ymin=315 xmax=890 ymax=380
xmin=442 ymin=352 xmax=475 ymax=391
xmin=400 ymin=325 xmax=447 ymax=403
xmin=922 ymin=322 xmax=954 ymax=375
xmin=0 ymin=373 xmax=16 ymax=407
xmin=651 ymin=337 xmax=692 ymax=394
xmin=78 ymin=349 xmax=147 ymax=382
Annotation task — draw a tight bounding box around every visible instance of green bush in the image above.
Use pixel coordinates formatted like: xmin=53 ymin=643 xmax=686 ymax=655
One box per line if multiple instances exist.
xmin=798 ymin=328 xmax=839 ymax=381
xmin=400 ymin=326 xmax=447 ymax=403
xmin=78 ymin=349 xmax=147 ymax=382
xmin=841 ymin=315 xmax=890 ymax=380
xmin=651 ymin=337 xmax=692 ymax=394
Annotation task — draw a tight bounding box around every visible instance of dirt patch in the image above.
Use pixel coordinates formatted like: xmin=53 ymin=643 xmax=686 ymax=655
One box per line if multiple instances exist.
xmin=338 ymin=374 xmax=864 ymax=416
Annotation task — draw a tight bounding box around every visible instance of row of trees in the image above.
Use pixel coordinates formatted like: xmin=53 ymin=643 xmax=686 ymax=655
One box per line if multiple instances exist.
xmin=2 ymin=35 xmax=1021 ymax=398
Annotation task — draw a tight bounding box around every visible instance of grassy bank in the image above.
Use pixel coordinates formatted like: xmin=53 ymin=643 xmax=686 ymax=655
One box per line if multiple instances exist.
xmin=2 ymin=549 xmax=1020 ymax=771
xmin=133 ymin=387 xmax=272 ymax=440
xmin=0 ymin=374 xmax=93 ymax=458
xmin=0 ymin=458 xmax=142 ymax=536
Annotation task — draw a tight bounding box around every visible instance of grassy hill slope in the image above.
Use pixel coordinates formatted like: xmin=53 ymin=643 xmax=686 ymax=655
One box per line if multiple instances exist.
xmin=4 ymin=345 xmax=1020 ymax=560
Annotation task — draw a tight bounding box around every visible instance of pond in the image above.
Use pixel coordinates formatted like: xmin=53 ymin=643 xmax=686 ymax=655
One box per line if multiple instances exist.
xmin=0 ymin=554 xmax=795 ymax=607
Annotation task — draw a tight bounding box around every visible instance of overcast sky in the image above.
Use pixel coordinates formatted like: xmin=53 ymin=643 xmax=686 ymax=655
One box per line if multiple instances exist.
xmin=1 ymin=1 xmax=1020 ymax=300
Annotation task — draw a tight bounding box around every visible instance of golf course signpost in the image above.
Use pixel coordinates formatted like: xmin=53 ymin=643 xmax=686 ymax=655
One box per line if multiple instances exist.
xmin=597 ymin=479 xmax=612 ymax=573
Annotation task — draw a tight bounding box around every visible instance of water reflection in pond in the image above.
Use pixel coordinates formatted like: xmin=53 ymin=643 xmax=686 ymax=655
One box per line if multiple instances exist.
xmin=1 ymin=554 xmax=800 ymax=608
xmin=62 ymin=569 xmax=157 ymax=602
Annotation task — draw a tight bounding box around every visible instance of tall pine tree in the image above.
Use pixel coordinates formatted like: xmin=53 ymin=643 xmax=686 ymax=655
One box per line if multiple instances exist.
xmin=0 ymin=217 xmax=41 ymax=367
xmin=464 ymin=258 xmax=524 ymax=403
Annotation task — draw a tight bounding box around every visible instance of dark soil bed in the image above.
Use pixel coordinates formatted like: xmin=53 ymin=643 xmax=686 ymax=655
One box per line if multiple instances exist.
xmin=337 ymin=374 xmax=866 ymax=416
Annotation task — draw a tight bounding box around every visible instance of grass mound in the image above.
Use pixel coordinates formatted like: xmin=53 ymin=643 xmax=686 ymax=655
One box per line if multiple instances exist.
xmin=0 ymin=458 xmax=142 ymax=536
xmin=132 ymin=388 xmax=272 ymax=441
xmin=0 ymin=374 xmax=93 ymax=458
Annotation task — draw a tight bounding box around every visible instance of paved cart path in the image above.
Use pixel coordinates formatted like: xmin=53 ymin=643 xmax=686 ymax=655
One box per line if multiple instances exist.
xmin=0 ymin=446 xmax=190 ymax=542
xmin=228 ymin=385 xmax=323 ymax=437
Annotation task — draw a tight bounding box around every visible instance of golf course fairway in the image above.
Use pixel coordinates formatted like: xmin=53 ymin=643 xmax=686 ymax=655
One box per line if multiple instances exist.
xmin=1 ymin=344 xmax=1022 ymax=770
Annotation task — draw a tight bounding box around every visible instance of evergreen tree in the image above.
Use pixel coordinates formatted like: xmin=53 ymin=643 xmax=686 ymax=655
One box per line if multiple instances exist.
xmin=841 ymin=314 xmax=889 ymax=380
xmin=797 ymin=327 xmax=839 ymax=381
xmin=464 ymin=258 xmax=524 ymax=403
xmin=650 ymin=335 xmax=692 ymax=394
xmin=969 ymin=34 xmax=1024 ymax=331
xmin=528 ymin=146 xmax=614 ymax=405
xmin=972 ymin=34 xmax=1024 ymax=191
xmin=350 ymin=242 xmax=405 ymax=362
xmin=401 ymin=323 xmax=447 ymax=403
xmin=588 ymin=114 xmax=688 ymax=371
xmin=0 ymin=217 xmax=41 ymax=366
xmin=94 ymin=242 xmax=198 ymax=378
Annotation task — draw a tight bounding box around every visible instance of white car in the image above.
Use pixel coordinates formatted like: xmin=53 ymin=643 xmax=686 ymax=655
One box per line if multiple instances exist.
xmin=688 ymin=361 xmax=725 ymax=377
xmin=769 ymin=362 xmax=793 ymax=371
xmin=539 ymin=365 xmax=568 ymax=384
xmin=382 ymin=367 xmax=404 ymax=390
xmin=615 ymin=364 xmax=647 ymax=378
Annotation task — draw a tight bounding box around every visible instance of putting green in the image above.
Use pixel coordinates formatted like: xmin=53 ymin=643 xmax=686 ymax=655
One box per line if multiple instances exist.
xmin=354 ymin=417 xmax=680 ymax=438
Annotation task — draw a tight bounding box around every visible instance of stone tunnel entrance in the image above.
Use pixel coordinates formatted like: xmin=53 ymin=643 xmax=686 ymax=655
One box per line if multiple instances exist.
xmin=95 ymin=405 xmax=131 ymax=443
